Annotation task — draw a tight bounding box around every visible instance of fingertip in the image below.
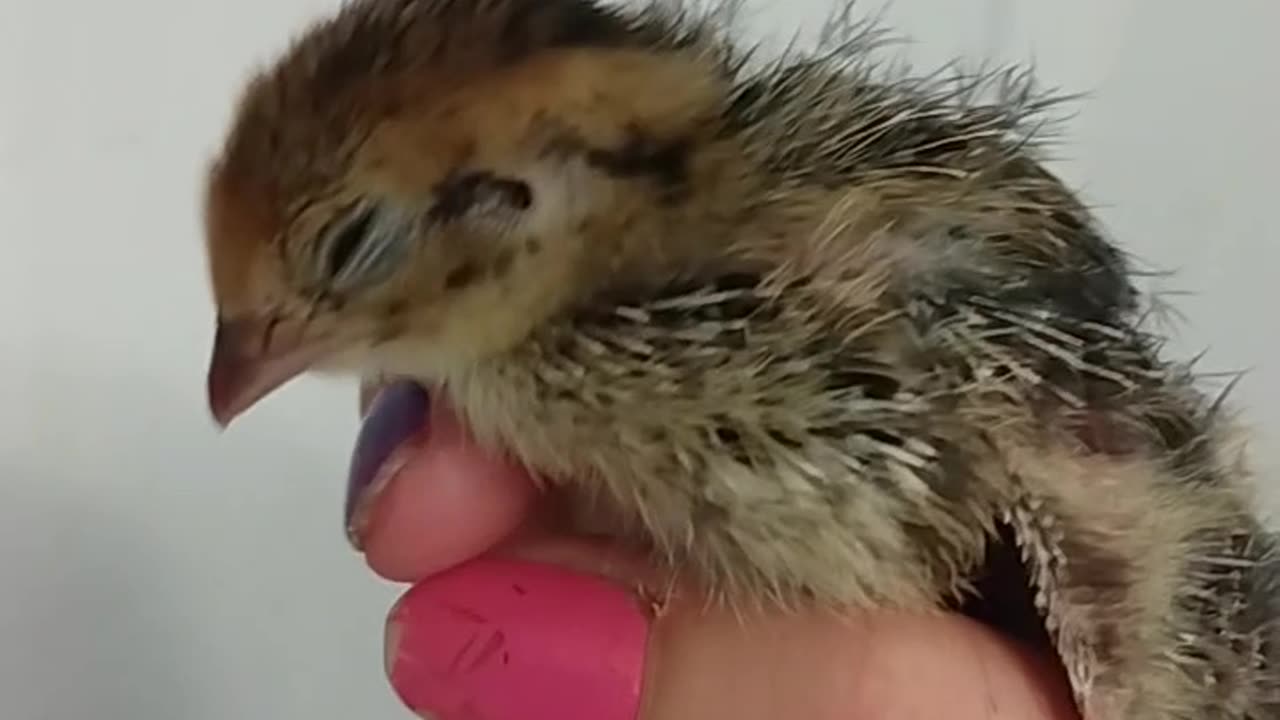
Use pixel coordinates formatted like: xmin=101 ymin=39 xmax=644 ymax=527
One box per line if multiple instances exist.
xmin=384 ymin=558 xmax=649 ymax=720
xmin=359 ymin=397 xmax=538 ymax=582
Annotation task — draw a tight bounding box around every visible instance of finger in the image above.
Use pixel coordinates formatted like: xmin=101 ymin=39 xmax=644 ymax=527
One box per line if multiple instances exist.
xmin=346 ymin=381 xmax=537 ymax=582
xmin=645 ymin=597 xmax=1078 ymax=720
xmin=383 ymin=555 xmax=1080 ymax=720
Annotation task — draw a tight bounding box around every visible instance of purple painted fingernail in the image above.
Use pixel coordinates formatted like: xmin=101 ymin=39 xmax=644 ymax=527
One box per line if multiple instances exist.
xmin=345 ymin=380 xmax=430 ymax=548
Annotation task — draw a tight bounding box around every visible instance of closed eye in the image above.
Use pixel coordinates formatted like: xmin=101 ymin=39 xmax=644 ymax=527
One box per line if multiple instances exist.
xmin=326 ymin=206 xmax=376 ymax=279
xmin=319 ymin=200 xmax=416 ymax=292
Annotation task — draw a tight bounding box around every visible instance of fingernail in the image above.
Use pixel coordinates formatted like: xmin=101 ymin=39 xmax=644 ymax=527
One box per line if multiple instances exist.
xmin=345 ymin=380 xmax=430 ymax=549
xmin=386 ymin=558 xmax=649 ymax=720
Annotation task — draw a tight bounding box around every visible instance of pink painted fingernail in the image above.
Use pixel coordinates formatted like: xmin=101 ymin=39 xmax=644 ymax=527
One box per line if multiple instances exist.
xmin=386 ymin=558 xmax=649 ymax=720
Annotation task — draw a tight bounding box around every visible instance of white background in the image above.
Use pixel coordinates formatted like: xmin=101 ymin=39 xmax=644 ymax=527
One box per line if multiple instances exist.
xmin=0 ymin=0 xmax=1275 ymax=717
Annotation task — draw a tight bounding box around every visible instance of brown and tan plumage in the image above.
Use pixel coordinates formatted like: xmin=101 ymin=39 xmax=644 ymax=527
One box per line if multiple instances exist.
xmin=200 ymin=1 xmax=1280 ymax=717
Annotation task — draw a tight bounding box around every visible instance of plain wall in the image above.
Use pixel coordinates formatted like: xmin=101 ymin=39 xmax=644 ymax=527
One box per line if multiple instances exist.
xmin=1 ymin=0 xmax=1276 ymax=717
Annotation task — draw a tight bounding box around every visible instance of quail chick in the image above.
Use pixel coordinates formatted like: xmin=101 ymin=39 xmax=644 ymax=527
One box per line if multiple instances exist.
xmin=201 ymin=1 xmax=1280 ymax=717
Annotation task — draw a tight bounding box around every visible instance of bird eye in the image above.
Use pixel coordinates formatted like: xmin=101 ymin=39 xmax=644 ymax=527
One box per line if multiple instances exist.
xmin=318 ymin=201 xmax=415 ymax=292
xmin=326 ymin=206 xmax=376 ymax=279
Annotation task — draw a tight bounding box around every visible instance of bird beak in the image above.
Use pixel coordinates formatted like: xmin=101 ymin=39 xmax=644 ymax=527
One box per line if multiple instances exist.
xmin=206 ymin=315 xmax=333 ymax=428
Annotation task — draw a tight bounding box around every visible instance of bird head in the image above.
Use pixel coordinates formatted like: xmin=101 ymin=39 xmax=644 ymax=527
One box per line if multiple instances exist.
xmin=202 ymin=0 xmax=744 ymax=426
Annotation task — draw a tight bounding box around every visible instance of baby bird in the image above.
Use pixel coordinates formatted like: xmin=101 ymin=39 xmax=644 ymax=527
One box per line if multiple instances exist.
xmin=201 ymin=0 xmax=1279 ymax=717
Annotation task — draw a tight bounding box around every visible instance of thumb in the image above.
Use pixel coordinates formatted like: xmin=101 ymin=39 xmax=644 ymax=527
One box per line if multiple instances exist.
xmin=383 ymin=555 xmax=1079 ymax=720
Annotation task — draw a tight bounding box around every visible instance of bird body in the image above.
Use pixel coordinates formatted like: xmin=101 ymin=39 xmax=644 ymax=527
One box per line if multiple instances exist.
xmin=201 ymin=1 xmax=1280 ymax=717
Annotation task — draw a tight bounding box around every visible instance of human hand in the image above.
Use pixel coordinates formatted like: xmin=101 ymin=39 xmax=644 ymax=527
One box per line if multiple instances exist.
xmin=347 ymin=381 xmax=1080 ymax=720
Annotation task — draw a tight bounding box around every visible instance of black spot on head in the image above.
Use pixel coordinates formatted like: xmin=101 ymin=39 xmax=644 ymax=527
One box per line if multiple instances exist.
xmin=429 ymin=172 xmax=532 ymax=224
xmin=524 ymin=238 xmax=542 ymax=254
xmin=585 ymin=127 xmax=691 ymax=203
xmin=445 ymin=261 xmax=480 ymax=290
xmin=431 ymin=172 xmax=492 ymax=223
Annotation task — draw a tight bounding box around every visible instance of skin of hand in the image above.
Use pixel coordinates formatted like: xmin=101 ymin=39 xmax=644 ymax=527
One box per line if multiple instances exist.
xmin=348 ymin=382 xmax=1081 ymax=720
